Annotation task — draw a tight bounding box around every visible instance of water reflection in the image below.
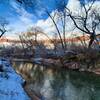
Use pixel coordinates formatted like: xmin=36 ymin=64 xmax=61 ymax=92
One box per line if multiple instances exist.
xmin=12 ymin=62 xmax=100 ymax=100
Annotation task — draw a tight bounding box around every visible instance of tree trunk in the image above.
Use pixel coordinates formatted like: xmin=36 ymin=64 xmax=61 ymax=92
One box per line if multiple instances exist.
xmin=88 ymin=33 xmax=95 ymax=48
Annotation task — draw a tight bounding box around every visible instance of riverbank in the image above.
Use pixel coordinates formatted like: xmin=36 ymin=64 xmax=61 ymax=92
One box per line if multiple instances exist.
xmin=19 ymin=64 xmax=100 ymax=100
xmin=9 ymin=49 xmax=100 ymax=76
xmin=11 ymin=55 xmax=100 ymax=100
xmin=10 ymin=58 xmax=100 ymax=76
xmin=0 ymin=58 xmax=30 ymax=100
xmin=33 ymin=57 xmax=100 ymax=75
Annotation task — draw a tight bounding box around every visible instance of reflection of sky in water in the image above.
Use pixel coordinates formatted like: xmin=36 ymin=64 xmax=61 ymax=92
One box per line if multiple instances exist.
xmin=13 ymin=62 xmax=100 ymax=100
xmin=41 ymin=79 xmax=54 ymax=100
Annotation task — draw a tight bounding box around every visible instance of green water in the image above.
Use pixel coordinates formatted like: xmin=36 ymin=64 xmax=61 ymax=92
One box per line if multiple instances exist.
xmin=13 ymin=62 xmax=100 ymax=100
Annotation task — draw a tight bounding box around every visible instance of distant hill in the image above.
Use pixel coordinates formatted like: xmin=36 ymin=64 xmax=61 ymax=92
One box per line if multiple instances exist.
xmin=0 ymin=35 xmax=90 ymax=44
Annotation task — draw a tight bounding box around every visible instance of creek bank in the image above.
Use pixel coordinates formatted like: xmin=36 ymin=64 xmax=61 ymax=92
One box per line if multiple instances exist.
xmin=32 ymin=51 xmax=100 ymax=75
xmin=9 ymin=50 xmax=100 ymax=75
xmin=0 ymin=58 xmax=30 ymax=100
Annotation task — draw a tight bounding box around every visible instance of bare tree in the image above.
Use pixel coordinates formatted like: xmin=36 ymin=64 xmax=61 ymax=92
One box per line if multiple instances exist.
xmin=19 ymin=26 xmax=51 ymax=57
xmin=16 ymin=0 xmax=100 ymax=49
xmin=27 ymin=26 xmax=45 ymax=44
xmin=0 ymin=17 xmax=8 ymax=38
xmin=16 ymin=0 xmax=68 ymax=52
xmin=19 ymin=34 xmax=27 ymax=55
xmin=19 ymin=31 xmax=35 ymax=56
xmin=65 ymin=0 xmax=100 ymax=48
xmin=46 ymin=10 xmax=65 ymax=51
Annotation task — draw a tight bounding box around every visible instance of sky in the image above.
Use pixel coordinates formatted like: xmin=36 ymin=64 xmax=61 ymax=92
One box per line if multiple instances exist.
xmin=0 ymin=0 xmax=100 ymax=39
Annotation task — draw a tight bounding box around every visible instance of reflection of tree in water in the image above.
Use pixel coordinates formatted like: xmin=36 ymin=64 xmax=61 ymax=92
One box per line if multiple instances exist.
xmin=50 ymin=70 xmax=100 ymax=100
xmin=32 ymin=65 xmax=45 ymax=84
xmin=29 ymin=65 xmax=45 ymax=95
xmin=67 ymin=71 xmax=100 ymax=100
xmin=50 ymin=69 xmax=67 ymax=100
xmin=13 ymin=62 xmax=22 ymax=71
xmin=69 ymin=71 xmax=100 ymax=89
xmin=12 ymin=62 xmax=100 ymax=100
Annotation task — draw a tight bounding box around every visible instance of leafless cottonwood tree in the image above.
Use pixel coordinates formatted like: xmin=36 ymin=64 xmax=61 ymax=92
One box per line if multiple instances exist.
xmin=16 ymin=0 xmax=68 ymax=52
xmin=16 ymin=0 xmax=100 ymax=48
xmin=19 ymin=26 xmax=52 ymax=57
xmin=42 ymin=0 xmax=68 ymax=51
xmin=46 ymin=10 xmax=66 ymax=51
xmin=19 ymin=31 xmax=36 ymax=56
xmin=27 ymin=26 xmax=54 ymax=47
xmin=65 ymin=0 xmax=100 ymax=48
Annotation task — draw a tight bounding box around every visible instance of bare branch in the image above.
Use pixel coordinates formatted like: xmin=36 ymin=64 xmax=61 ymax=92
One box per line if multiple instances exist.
xmin=0 ymin=17 xmax=8 ymax=38
xmin=46 ymin=10 xmax=65 ymax=50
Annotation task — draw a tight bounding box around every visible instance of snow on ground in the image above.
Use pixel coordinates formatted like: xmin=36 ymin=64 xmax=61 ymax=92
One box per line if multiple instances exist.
xmin=0 ymin=58 xmax=30 ymax=100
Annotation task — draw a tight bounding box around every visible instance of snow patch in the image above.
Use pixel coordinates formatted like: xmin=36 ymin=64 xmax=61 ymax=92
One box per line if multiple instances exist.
xmin=0 ymin=58 xmax=30 ymax=100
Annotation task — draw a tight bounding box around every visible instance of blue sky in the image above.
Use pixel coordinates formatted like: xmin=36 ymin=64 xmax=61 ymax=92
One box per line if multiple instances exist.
xmin=0 ymin=0 xmax=67 ymax=24
xmin=0 ymin=0 xmax=99 ymax=38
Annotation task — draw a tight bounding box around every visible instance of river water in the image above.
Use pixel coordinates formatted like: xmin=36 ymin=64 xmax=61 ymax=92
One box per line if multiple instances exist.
xmin=12 ymin=61 xmax=100 ymax=100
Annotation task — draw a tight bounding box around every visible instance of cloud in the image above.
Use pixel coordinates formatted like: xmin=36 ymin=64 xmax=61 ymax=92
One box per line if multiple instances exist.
xmin=35 ymin=14 xmax=55 ymax=33
xmin=5 ymin=1 xmax=37 ymax=38
xmin=7 ymin=0 xmax=77 ymax=39
xmin=5 ymin=0 xmax=100 ymax=39
xmin=67 ymin=0 xmax=81 ymax=14
xmin=12 ymin=3 xmax=34 ymax=25
xmin=66 ymin=0 xmax=100 ymax=37
xmin=33 ymin=0 xmax=83 ymax=39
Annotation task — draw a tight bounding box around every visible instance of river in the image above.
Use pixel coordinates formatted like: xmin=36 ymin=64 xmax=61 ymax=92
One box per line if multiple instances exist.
xmin=12 ymin=61 xmax=100 ymax=100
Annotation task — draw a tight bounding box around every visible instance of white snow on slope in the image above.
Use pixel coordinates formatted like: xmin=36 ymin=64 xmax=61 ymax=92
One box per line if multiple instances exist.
xmin=0 ymin=58 xmax=30 ymax=100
